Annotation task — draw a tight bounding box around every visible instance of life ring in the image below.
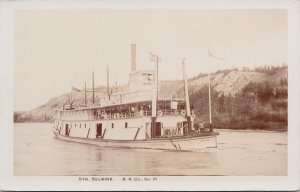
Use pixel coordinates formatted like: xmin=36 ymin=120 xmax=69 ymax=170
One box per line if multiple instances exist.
xmin=157 ymin=110 xmax=163 ymax=116
xmin=181 ymin=110 xmax=186 ymax=116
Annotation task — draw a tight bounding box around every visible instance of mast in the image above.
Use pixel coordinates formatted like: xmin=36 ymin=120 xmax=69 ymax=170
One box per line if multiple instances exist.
xmin=84 ymin=81 xmax=87 ymax=107
xmin=208 ymin=53 xmax=212 ymax=132
xmin=156 ymin=57 xmax=159 ymax=102
xmin=92 ymin=71 xmax=95 ymax=104
xmin=70 ymin=91 xmax=72 ymax=108
xmin=151 ymin=58 xmax=158 ymax=138
xmin=149 ymin=52 xmax=160 ymax=138
xmin=107 ymin=65 xmax=110 ymax=100
xmin=182 ymin=58 xmax=191 ymax=133
xmin=207 ymin=46 xmax=226 ymax=132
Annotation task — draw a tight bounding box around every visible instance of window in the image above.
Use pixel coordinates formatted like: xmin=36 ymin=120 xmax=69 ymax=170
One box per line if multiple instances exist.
xmin=85 ymin=124 xmax=86 ymax=128
xmin=112 ymin=123 xmax=114 ymax=128
xmin=80 ymin=124 xmax=81 ymax=128
xmin=125 ymin=122 xmax=128 ymax=128
xmin=75 ymin=124 xmax=76 ymax=128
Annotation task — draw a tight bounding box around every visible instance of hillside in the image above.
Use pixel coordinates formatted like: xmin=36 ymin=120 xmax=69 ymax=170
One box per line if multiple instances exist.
xmin=160 ymin=67 xmax=287 ymax=96
xmin=14 ymin=67 xmax=288 ymax=129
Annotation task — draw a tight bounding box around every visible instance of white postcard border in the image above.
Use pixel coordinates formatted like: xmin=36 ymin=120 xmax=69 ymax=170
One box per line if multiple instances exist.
xmin=0 ymin=0 xmax=299 ymax=191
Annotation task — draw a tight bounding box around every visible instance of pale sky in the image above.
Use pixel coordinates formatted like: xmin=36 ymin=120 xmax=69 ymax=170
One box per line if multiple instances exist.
xmin=14 ymin=10 xmax=287 ymax=111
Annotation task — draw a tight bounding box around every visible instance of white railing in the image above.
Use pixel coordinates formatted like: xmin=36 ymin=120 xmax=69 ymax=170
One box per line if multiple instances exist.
xmin=57 ymin=108 xmax=193 ymax=121
xmin=92 ymin=109 xmax=191 ymax=120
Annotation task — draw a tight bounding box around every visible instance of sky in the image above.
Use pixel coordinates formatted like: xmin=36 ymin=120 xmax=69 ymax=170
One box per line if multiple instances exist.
xmin=14 ymin=10 xmax=287 ymax=111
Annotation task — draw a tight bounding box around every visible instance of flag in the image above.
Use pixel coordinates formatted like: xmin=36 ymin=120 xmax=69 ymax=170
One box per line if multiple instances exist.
xmin=72 ymin=86 xmax=81 ymax=92
xmin=149 ymin=52 xmax=160 ymax=62
xmin=208 ymin=48 xmax=226 ymax=60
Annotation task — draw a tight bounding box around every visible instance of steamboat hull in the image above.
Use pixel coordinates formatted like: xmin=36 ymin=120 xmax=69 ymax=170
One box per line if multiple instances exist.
xmin=55 ymin=133 xmax=218 ymax=151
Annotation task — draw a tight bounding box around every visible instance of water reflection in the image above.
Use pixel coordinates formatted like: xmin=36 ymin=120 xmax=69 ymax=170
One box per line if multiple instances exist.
xmin=14 ymin=123 xmax=287 ymax=176
xmin=81 ymin=147 xmax=221 ymax=175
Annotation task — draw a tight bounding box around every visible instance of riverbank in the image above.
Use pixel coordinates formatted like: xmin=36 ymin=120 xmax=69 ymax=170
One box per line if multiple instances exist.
xmin=14 ymin=120 xmax=54 ymax=123
xmin=213 ymin=120 xmax=287 ymax=132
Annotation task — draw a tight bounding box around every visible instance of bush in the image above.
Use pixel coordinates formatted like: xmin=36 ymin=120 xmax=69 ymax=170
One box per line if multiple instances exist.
xmin=270 ymin=99 xmax=287 ymax=109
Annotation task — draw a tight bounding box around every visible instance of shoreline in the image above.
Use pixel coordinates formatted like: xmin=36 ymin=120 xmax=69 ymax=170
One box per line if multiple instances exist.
xmin=13 ymin=121 xmax=287 ymax=132
xmin=214 ymin=128 xmax=287 ymax=133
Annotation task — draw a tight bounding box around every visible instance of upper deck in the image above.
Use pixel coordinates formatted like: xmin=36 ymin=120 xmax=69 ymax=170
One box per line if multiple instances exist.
xmin=56 ymin=44 xmax=190 ymax=121
xmin=55 ymin=97 xmax=190 ymax=121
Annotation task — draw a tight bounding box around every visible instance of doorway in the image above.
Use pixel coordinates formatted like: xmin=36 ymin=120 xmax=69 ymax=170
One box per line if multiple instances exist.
xmin=65 ymin=124 xmax=69 ymax=136
xmin=96 ymin=123 xmax=102 ymax=138
xmin=155 ymin=122 xmax=161 ymax=137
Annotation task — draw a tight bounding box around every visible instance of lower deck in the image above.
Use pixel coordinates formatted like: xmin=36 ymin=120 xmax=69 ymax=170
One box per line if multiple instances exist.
xmin=54 ymin=115 xmax=191 ymax=141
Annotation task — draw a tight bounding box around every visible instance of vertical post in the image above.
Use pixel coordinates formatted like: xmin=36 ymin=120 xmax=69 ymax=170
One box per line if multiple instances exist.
xmin=151 ymin=57 xmax=159 ymax=138
xmin=92 ymin=71 xmax=95 ymax=104
xmin=84 ymin=81 xmax=87 ymax=107
xmin=182 ymin=58 xmax=191 ymax=133
xmin=70 ymin=91 xmax=72 ymax=108
xmin=156 ymin=59 xmax=159 ymax=101
xmin=107 ymin=65 xmax=110 ymax=100
xmin=208 ymin=55 xmax=212 ymax=132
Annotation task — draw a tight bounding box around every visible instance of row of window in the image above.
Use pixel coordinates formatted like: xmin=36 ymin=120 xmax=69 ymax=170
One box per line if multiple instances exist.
xmin=56 ymin=121 xmax=86 ymax=129
xmin=59 ymin=110 xmax=89 ymax=118
xmin=71 ymin=123 xmax=87 ymax=128
xmin=58 ymin=121 xmax=129 ymax=129
xmin=72 ymin=122 xmax=129 ymax=129
xmin=111 ymin=122 xmax=128 ymax=128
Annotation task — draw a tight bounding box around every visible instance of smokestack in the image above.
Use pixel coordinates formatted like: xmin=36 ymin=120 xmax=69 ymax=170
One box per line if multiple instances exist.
xmin=131 ymin=44 xmax=136 ymax=72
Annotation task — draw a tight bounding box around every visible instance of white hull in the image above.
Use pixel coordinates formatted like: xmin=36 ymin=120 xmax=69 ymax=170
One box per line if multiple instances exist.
xmin=55 ymin=133 xmax=218 ymax=151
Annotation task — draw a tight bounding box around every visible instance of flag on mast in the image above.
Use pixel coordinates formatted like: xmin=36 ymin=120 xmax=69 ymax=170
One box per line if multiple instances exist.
xmin=208 ymin=48 xmax=226 ymax=60
xmin=72 ymin=86 xmax=81 ymax=92
xmin=149 ymin=52 xmax=157 ymax=62
xmin=149 ymin=52 xmax=160 ymax=62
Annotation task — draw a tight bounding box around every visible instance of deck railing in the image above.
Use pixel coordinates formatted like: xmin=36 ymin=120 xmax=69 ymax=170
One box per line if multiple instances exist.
xmin=57 ymin=108 xmax=193 ymax=121
xmin=92 ymin=109 xmax=192 ymax=120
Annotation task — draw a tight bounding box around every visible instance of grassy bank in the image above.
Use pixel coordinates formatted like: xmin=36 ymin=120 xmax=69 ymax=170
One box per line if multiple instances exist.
xmin=214 ymin=120 xmax=287 ymax=132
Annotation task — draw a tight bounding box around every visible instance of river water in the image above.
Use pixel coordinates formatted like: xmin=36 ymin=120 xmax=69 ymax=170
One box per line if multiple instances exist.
xmin=14 ymin=123 xmax=287 ymax=176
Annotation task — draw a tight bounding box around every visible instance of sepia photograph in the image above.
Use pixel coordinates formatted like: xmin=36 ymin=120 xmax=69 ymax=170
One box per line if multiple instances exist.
xmin=0 ymin=0 xmax=299 ymax=191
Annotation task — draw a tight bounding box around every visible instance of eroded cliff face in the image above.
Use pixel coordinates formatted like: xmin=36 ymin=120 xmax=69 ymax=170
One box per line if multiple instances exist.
xmin=15 ymin=68 xmax=287 ymax=122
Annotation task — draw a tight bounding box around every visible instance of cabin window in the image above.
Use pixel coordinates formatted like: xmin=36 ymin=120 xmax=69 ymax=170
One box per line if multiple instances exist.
xmin=85 ymin=124 xmax=86 ymax=128
xmin=80 ymin=124 xmax=81 ymax=128
xmin=112 ymin=123 xmax=114 ymax=128
xmin=125 ymin=122 xmax=128 ymax=128
xmin=75 ymin=124 xmax=76 ymax=128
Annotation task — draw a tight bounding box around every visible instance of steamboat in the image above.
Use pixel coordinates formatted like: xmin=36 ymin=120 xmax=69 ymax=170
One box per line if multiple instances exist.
xmin=53 ymin=44 xmax=218 ymax=151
